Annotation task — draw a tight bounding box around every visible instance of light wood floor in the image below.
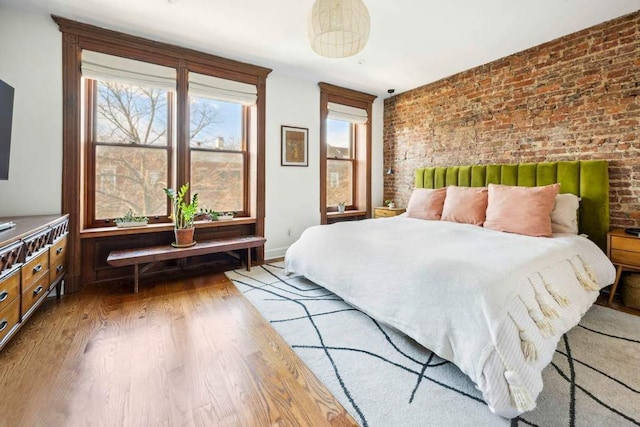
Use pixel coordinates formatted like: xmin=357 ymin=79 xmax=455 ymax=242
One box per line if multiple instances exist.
xmin=0 ymin=273 xmax=357 ymax=426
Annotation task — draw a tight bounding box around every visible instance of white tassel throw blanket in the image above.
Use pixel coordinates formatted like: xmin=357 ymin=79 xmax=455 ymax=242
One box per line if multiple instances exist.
xmin=285 ymin=218 xmax=616 ymax=418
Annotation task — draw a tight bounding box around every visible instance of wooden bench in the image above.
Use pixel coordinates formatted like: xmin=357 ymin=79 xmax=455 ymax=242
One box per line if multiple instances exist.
xmin=107 ymin=235 xmax=266 ymax=293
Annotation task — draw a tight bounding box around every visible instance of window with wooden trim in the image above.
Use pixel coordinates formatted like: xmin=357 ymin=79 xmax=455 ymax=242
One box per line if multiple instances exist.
xmin=326 ymin=119 xmax=355 ymax=207
xmin=82 ymin=52 xmax=252 ymax=227
xmin=86 ymin=78 xmax=174 ymax=223
xmin=319 ymin=83 xmax=376 ymax=224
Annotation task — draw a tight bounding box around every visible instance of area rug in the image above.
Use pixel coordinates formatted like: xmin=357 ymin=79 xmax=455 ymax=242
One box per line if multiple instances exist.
xmin=226 ymin=263 xmax=640 ymax=427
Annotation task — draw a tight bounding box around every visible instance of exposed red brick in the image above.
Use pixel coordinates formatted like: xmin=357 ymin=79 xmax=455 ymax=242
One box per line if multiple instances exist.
xmin=383 ymin=11 xmax=640 ymax=229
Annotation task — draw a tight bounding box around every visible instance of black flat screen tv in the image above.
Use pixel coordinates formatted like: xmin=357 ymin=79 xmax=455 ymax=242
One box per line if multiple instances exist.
xmin=0 ymin=79 xmax=15 ymax=180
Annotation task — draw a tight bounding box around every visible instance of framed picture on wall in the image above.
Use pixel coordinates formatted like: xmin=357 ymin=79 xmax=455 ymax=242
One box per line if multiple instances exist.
xmin=281 ymin=125 xmax=308 ymax=167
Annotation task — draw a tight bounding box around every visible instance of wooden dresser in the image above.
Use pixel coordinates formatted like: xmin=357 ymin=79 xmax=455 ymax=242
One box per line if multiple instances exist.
xmin=0 ymin=214 xmax=69 ymax=351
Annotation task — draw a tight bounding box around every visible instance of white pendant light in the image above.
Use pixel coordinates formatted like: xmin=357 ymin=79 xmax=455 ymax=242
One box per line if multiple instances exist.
xmin=308 ymin=0 xmax=370 ymax=58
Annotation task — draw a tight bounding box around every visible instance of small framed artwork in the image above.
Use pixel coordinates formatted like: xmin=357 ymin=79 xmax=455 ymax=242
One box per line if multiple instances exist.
xmin=281 ymin=125 xmax=308 ymax=167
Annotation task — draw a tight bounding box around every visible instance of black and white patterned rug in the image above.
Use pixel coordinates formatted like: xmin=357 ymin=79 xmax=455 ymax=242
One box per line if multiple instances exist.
xmin=226 ymin=263 xmax=640 ymax=427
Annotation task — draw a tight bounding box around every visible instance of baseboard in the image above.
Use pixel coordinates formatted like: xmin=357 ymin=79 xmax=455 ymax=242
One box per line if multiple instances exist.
xmin=265 ymin=246 xmax=288 ymax=261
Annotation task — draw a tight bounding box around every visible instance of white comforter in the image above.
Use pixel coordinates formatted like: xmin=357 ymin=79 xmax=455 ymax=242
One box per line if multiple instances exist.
xmin=284 ymin=217 xmax=615 ymax=418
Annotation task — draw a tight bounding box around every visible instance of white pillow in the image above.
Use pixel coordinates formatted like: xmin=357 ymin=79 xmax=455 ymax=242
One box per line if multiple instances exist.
xmin=551 ymin=193 xmax=580 ymax=234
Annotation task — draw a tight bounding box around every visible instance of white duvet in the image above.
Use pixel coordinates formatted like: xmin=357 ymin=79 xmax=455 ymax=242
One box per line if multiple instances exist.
xmin=284 ymin=217 xmax=615 ymax=418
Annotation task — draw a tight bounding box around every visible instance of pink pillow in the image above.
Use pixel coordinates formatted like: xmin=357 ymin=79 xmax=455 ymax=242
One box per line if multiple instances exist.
xmin=406 ymin=188 xmax=447 ymax=220
xmin=441 ymin=186 xmax=489 ymax=225
xmin=484 ymin=183 xmax=560 ymax=237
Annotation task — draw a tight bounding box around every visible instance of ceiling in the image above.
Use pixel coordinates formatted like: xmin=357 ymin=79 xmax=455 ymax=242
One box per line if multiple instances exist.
xmin=2 ymin=0 xmax=639 ymax=97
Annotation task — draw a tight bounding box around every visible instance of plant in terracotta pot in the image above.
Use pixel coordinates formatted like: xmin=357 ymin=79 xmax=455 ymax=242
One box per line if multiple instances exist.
xmin=164 ymin=183 xmax=199 ymax=246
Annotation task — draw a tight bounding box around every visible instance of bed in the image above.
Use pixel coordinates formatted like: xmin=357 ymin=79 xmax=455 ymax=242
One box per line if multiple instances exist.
xmin=284 ymin=160 xmax=616 ymax=418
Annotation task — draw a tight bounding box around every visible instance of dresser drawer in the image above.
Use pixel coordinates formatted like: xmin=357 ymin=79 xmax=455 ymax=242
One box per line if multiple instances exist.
xmin=610 ymin=249 xmax=640 ymax=267
xmin=22 ymin=272 xmax=50 ymax=318
xmin=23 ymin=228 xmax=52 ymax=261
xmin=0 ymin=268 xmax=20 ymax=313
xmin=22 ymin=249 xmax=49 ymax=288
xmin=0 ymin=241 xmax=23 ymax=277
xmin=0 ymin=297 xmax=20 ymax=345
xmin=49 ymin=236 xmax=68 ymax=282
xmin=610 ymin=236 xmax=640 ymax=254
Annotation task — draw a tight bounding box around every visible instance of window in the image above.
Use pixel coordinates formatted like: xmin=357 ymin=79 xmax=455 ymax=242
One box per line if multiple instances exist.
xmin=81 ymin=52 xmax=253 ymax=226
xmin=189 ymin=97 xmax=247 ymax=213
xmin=326 ymin=119 xmax=355 ymax=207
xmin=88 ymin=79 xmax=172 ymax=222
xmin=56 ymin=16 xmax=270 ymax=293
xmin=319 ymin=83 xmax=376 ymax=224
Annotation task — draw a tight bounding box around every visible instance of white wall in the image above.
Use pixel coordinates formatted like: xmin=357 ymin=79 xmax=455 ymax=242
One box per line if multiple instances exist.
xmin=0 ymin=7 xmax=62 ymax=216
xmin=264 ymin=73 xmax=320 ymax=259
xmin=0 ymin=6 xmax=385 ymax=259
xmin=264 ymin=73 xmax=384 ymax=259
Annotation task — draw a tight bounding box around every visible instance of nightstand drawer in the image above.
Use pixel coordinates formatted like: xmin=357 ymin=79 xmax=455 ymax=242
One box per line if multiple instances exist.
xmin=375 ymin=209 xmax=395 ymax=218
xmin=610 ymin=249 xmax=640 ymax=267
xmin=610 ymin=236 xmax=640 ymax=253
xmin=374 ymin=207 xmax=405 ymax=219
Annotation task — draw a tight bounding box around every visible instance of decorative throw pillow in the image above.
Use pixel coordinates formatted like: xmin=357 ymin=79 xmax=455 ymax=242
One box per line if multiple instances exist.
xmin=441 ymin=186 xmax=489 ymax=225
xmin=484 ymin=183 xmax=560 ymax=237
xmin=551 ymin=193 xmax=580 ymax=234
xmin=406 ymin=188 xmax=447 ymax=220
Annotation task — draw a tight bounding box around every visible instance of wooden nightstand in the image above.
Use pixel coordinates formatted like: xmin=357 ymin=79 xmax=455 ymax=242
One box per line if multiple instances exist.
xmin=607 ymin=229 xmax=640 ymax=305
xmin=373 ymin=207 xmax=405 ymax=219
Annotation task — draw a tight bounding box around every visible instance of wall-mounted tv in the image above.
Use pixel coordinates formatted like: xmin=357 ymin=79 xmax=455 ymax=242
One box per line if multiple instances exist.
xmin=0 ymin=79 xmax=15 ymax=181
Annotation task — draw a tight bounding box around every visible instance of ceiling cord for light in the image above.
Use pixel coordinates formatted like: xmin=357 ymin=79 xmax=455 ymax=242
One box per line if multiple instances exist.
xmin=308 ymin=0 xmax=370 ymax=58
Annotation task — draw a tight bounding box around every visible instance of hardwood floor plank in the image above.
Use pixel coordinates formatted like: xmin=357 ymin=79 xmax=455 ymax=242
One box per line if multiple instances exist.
xmin=0 ymin=273 xmax=356 ymax=426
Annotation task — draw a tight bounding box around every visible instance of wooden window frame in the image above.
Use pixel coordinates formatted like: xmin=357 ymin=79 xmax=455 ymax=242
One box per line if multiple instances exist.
xmin=54 ymin=16 xmax=271 ymax=293
xmin=84 ymin=79 xmax=175 ymax=227
xmin=326 ymin=121 xmax=357 ymax=211
xmin=319 ymin=83 xmax=376 ymax=224
xmin=188 ymin=104 xmax=250 ymax=217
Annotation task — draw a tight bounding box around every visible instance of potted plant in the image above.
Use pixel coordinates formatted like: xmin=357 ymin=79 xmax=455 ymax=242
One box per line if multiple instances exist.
xmin=197 ymin=209 xmax=235 ymax=221
xmin=218 ymin=211 xmax=235 ymax=220
xmin=337 ymin=201 xmax=346 ymax=213
xmin=198 ymin=208 xmax=219 ymax=221
xmin=115 ymin=209 xmax=148 ymax=228
xmin=164 ymin=183 xmax=198 ymax=246
xmin=385 ymin=199 xmax=396 ymax=209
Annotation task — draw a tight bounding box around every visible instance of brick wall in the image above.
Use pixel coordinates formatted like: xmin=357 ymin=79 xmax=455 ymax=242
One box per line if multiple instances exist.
xmin=384 ymin=11 xmax=640 ymax=228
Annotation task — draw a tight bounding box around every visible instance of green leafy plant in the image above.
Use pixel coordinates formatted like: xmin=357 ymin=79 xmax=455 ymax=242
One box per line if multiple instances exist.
xmin=198 ymin=208 xmax=219 ymax=221
xmin=384 ymin=199 xmax=393 ymax=207
xmin=115 ymin=209 xmax=148 ymax=224
xmin=164 ymin=183 xmax=199 ymax=229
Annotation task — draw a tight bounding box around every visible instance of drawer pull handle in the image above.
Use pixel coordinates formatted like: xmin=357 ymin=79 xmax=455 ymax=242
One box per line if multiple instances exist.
xmin=0 ymin=291 xmax=7 ymax=302
xmin=0 ymin=320 xmax=7 ymax=332
xmin=33 ymin=264 xmax=43 ymax=273
xmin=33 ymin=286 xmax=44 ymax=296
xmin=56 ymin=247 xmax=64 ymax=255
xmin=57 ymin=265 xmax=64 ymax=272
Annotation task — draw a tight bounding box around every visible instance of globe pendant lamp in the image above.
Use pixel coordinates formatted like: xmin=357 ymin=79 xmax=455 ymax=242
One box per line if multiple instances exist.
xmin=308 ymin=0 xmax=371 ymax=58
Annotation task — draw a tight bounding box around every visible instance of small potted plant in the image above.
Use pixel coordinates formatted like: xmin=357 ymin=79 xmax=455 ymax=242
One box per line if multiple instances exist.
xmin=337 ymin=201 xmax=346 ymax=213
xmin=164 ymin=183 xmax=198 ymax=247
xmin=385 ymin=199 xmax=396 ymax=209
xmin=218 ymin=211 xmax=235 ymax=220
xmin=115 ymin=209 xmax=148 ymax=228
xmin=198 ymin=208 xmax=219 ymax=221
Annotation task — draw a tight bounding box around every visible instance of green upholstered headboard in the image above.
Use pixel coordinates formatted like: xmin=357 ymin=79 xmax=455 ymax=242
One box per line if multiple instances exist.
xmin=415 ymin=160 xmax=609 ymax=250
